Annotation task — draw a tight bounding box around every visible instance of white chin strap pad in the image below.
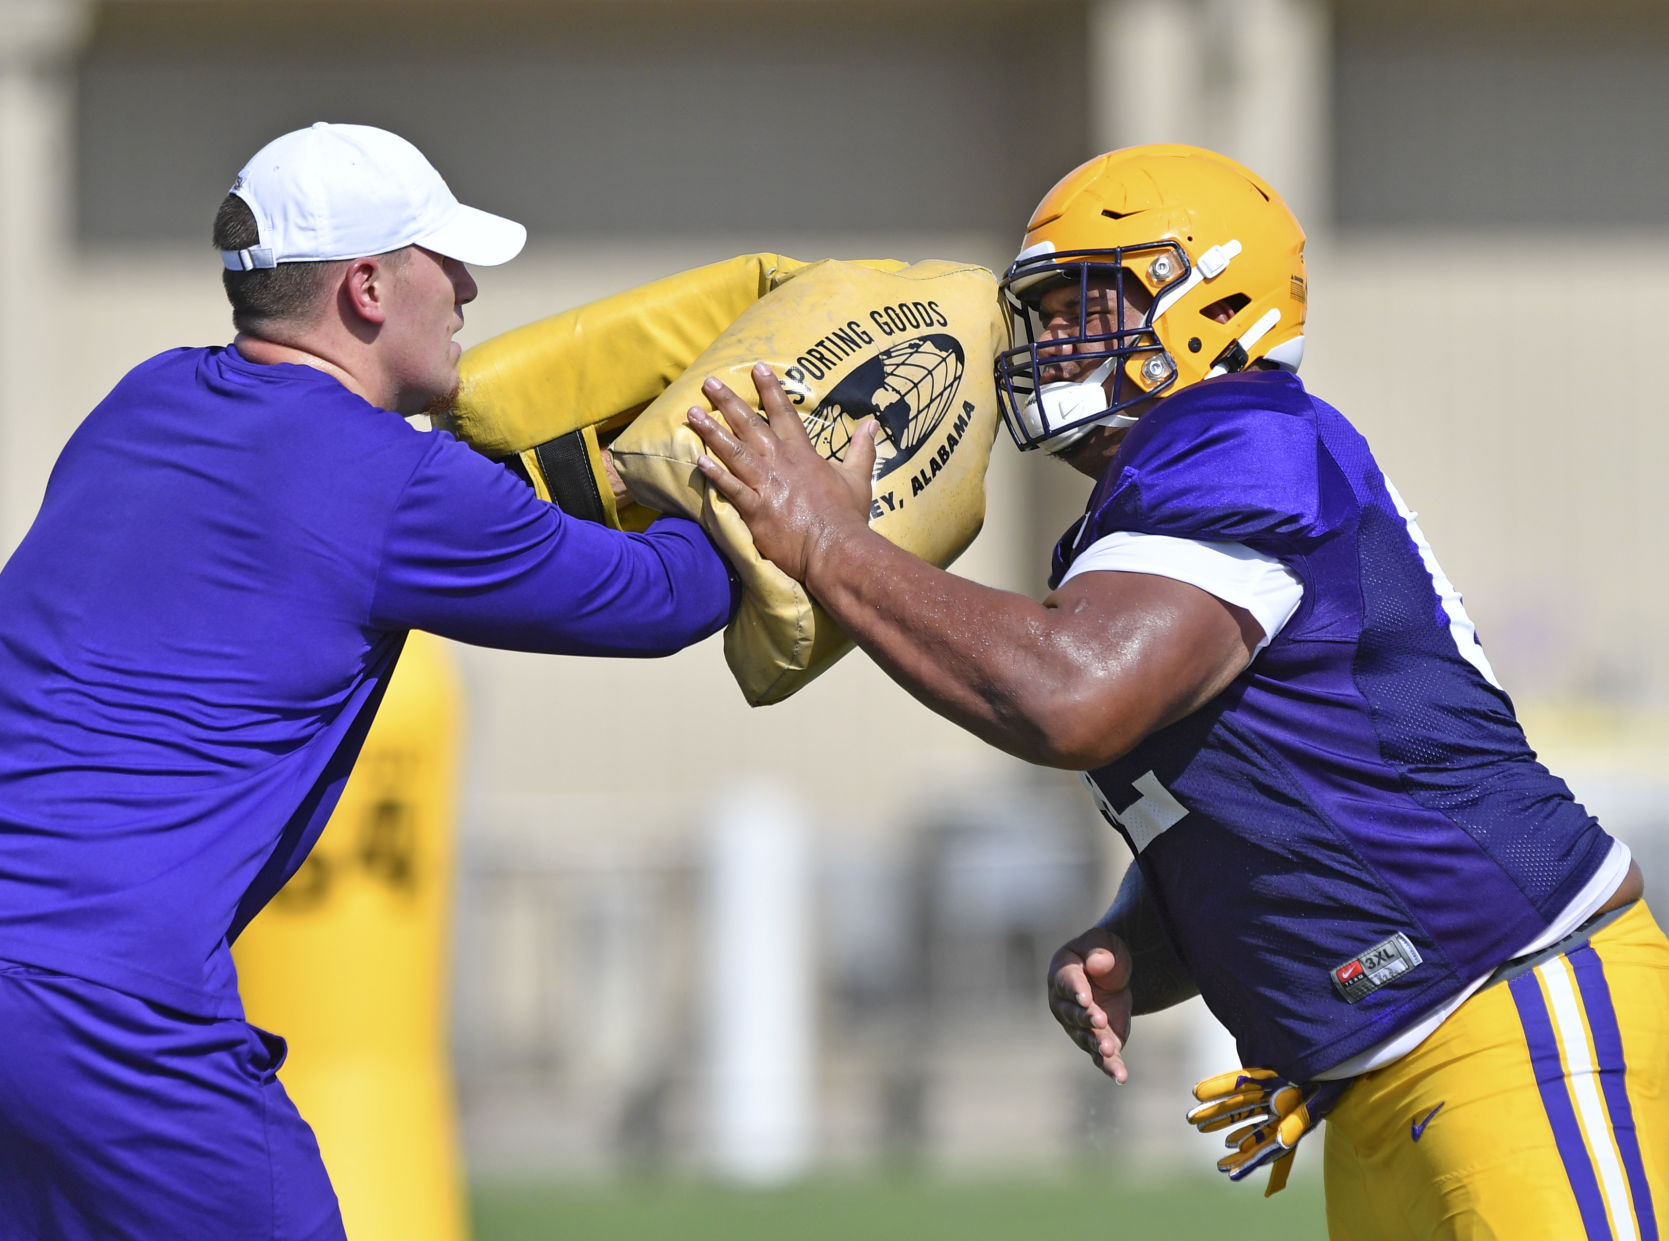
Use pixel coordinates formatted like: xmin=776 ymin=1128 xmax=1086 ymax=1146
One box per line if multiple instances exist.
xmin=1021 ymin=360 xmax=1139 ymax=453
xmin=1025 ymin=374 xmax=1109 ymax=438
xmin=1042 ymin=408 xmax=1141 ymax=455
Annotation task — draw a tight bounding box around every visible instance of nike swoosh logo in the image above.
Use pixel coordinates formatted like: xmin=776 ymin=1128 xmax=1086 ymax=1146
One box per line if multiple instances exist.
xmin=1410 ymin=1101 xmax=1445 ymax=1141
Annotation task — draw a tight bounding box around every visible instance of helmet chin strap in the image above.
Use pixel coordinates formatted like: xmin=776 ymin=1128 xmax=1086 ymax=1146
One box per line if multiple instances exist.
xmin=1027 ymin=360 xmax=1142 ymax=455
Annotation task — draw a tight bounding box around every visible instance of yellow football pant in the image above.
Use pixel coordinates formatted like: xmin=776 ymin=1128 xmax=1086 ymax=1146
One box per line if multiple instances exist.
xmin=1324 ymin=901 xmax=1668 ymax=1240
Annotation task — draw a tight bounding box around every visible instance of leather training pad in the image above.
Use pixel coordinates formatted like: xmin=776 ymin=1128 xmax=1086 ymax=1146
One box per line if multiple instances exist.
xmin=441 ymin=253 xmax=811 ymax=459
xmin=611 ymin=258 xmax=1005 ymax=706
xmin=440 ymin=253 xmax=904 ymax=530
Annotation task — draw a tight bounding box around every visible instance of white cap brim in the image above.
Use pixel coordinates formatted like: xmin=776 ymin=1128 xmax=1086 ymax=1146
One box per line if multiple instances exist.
xmin=412 ymin=202 xmax=527 ymax=267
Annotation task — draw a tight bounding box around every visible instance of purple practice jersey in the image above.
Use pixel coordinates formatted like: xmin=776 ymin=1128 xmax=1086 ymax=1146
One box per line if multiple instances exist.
xmin=0 ymin=347 xmax=735 ymax=1019
xmin=1053 ymin=371 xmax=1614 ymax=1080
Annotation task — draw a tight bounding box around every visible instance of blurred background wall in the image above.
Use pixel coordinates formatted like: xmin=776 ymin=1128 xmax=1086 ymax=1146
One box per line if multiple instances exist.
xmin=2 ymin=0 xmax=1666 ymax=1190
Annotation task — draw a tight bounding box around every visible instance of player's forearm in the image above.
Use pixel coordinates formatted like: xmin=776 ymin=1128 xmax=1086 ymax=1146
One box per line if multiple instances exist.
xmin=803 ymin=526 xmax=1126 ymax=768
xmin=1098 ymin=862 xmax=1199 ymax=1014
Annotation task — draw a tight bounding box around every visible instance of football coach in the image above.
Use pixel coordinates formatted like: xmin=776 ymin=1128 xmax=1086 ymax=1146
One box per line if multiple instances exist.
xmin=0 ymin=122 xmax=736 ymax=1241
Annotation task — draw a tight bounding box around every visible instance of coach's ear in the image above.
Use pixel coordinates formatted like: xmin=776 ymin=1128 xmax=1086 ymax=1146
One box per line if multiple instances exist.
xmin=610 ymin=258 xmax=1006 ymax=705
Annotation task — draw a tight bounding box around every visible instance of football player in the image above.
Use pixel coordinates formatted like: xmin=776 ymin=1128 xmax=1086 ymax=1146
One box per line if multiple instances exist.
xmin=687 ymin=145 xmax=1667 ymax=1239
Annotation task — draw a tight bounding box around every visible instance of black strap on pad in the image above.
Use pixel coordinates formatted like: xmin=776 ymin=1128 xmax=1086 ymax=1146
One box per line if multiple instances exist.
xmin=532 ymin=431 xmax=608 ymax=525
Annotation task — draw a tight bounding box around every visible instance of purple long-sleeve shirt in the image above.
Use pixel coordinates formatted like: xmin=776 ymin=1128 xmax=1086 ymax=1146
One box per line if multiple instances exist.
xmin=0 ymin=346 xmax=734 ymax=1016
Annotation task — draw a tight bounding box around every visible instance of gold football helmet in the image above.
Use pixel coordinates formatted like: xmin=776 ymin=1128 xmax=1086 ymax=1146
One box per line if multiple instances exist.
xmin=996 ymin=144 xmax=1307 ymax=452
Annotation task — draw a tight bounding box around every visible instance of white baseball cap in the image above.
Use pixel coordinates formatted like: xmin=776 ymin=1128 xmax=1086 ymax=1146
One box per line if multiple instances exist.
xmin=221 ymin=121 xmax=527 ymax=271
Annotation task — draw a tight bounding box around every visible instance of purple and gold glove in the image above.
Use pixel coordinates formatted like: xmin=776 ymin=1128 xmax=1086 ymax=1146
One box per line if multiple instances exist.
xmin=1187 ymin=1068 xmax=1349 ymax=1196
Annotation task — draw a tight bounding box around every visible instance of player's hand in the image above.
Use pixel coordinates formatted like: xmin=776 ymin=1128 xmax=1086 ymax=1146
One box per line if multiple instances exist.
xmin=1187 ymin=1067 xmax=1349 ymax=1196
xmin=687 ymin=364 xmax=879 ymax=582
xmin=1047 ymin=926 xmax=1134 ymax=1083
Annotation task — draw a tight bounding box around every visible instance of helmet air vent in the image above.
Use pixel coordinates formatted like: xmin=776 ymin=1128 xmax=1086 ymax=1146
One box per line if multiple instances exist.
xmin=1201 ymin=293 xmax=1250 ymax=320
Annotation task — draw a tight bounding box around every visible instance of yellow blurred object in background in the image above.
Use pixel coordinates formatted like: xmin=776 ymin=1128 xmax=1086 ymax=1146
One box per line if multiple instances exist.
xmin=234 ymin=630 xmax=467 ymax=1241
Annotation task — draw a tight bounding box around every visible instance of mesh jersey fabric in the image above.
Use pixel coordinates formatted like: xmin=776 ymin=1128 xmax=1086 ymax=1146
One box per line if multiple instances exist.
xmin=1055 ymin=371 xmax=1614 ymax=1079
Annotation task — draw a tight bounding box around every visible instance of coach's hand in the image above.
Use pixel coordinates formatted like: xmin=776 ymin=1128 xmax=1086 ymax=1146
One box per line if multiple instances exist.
xmin=688 ymin=364 xmax=879 ymax=583
xmin=1047 ymin=926 xmax=1134 ymax=1084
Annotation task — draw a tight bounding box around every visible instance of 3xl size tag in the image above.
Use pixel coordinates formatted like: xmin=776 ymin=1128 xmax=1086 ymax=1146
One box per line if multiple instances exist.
xmin=1331 ymin=933 xmax=1423 ymax=1003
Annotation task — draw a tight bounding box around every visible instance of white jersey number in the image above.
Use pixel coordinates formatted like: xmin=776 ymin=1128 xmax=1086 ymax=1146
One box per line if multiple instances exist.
xmin=1084 ymin=770 xmax=1189 ymax=853
xmin=1383 ymin=478 xmax=1502 ymax=689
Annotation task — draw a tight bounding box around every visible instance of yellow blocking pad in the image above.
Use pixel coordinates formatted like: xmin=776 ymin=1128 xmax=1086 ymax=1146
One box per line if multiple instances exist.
xmin=443 ymin=253 xmax=811 ymax=459
xmin=442 ymin=253 xmax=815 ymax=533
xmin=440 ymin=253 xmax=905 ymax=532
xmin=611 ymin=258 xmax=1006 ymax=706
xmin=1322 ymin=901 xmax=1669 ymax=1241
xmin=232 ymin=631 xmax=466 ymax=1241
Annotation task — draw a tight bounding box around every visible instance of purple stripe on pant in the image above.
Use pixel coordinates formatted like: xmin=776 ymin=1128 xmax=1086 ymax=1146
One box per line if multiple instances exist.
xmin=1509 ymin=969 xmax=1615 ymax=1241
xmin=1570 ymin=943 xmax=1658 ymax=1241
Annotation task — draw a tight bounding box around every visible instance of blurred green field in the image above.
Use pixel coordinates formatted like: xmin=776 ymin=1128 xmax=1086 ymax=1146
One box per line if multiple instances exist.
xmin=470 ymin=1173 xmax=1328 ymax=1240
